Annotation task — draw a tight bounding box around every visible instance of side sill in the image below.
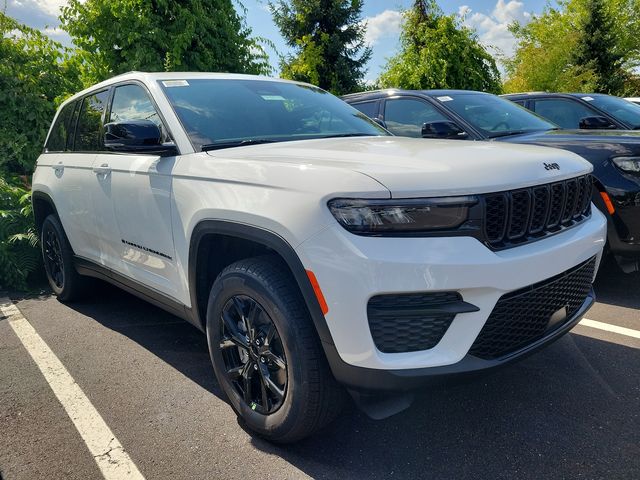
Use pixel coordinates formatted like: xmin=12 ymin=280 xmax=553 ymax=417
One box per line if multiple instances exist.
xmin=73 ymin=256 xmax=200 ymax=330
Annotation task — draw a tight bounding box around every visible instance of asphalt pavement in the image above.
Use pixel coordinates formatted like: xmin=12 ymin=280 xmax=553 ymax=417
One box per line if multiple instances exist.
xmin=0 ymin=258 xmax=638 ymax=480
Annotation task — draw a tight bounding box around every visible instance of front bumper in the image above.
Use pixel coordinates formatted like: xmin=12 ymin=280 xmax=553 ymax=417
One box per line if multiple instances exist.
xmin=323 ymin=289 xmax=594 ymax=391
xmin=295 ymin=207 xmax=606 ymax=389
xmin=594 ymin=177 xmax=640 ymax=262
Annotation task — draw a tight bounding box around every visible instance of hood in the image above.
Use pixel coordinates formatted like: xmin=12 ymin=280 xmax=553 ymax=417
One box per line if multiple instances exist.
xmin=500 ymin=129 xmax=640 ymax=164
xmin=208 ymin=136 xmax=592 ymax=198
xmin=517 ymin=128 xmax=640 ymax=143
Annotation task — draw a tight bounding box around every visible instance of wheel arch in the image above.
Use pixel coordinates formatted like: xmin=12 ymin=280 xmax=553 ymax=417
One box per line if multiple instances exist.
xmin=32 ymin=191 xmax=59 ymax=235
xmin=188 ymin=220 xmax=334 ymax=345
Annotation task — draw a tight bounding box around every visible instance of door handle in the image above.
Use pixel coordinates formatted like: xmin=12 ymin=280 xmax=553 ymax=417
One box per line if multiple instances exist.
xmin=93 ymin=163 xmax=111 ymax=176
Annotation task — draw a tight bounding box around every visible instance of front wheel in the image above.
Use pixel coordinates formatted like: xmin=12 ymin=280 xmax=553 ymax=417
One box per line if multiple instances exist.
xmin=206 ymin=256 xmax=344 ymax=443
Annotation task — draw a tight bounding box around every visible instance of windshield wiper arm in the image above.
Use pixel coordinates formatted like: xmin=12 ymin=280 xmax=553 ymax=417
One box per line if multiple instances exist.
xmin=488 ymin=130 xmax=531 ymax=138
xmin=319 ymin=133 xmax=378 ymax=139
xmin=201 ymin=139 xmax=277 ymax=151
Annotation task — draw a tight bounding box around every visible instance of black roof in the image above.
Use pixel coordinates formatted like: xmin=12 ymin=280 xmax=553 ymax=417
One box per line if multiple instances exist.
xmin=341 ymin=89 xmax=491 ymax=101
xmin=502 ymin=92 xmax=610 ymax=100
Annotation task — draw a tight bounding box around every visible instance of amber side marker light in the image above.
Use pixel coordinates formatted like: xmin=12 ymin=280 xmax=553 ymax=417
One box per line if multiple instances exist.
xmin=306 ymin=270 xmax=329 ymax=315
xmin=599 ymin=191 xmax=616 ymax=215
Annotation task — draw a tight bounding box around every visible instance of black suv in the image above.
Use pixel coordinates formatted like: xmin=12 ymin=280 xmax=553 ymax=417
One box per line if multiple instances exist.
xmin=502 ymin=92 xmax=640 ymax=131
xmin=342 ymin=89 xmax=640 ymax=272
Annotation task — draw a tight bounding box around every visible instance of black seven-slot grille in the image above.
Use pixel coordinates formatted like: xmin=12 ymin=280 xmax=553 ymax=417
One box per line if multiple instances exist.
xmin=483 ymin=175 xmax=592 ymax=249
xmin=367 ymin=292 xmax=478 ymax=353
xmin=469 ymin=256 xmax=597 ymax=360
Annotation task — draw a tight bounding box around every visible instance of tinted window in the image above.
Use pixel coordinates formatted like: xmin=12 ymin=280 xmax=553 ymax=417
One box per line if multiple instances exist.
xmin=384 ymin=98 xmax=449 ymax=137
xmin=352 ymin=101 xmax=378 ymax=119
xmin=440 ymin=94 xmax=556 ymax=137
xmin=74 ymin=90 xmax=109 ymax=151
xmin=45 ymin=102 xmax=76 ymax=152
xmin=109 ymin=84 xmax=170 ymax=142
xmin=160 ymin=79 xmax=387 ymax=150
xmin=533 ymin=99 xmax=597 ymax=129
xmin=588 ymin=95 xmax=640 ymax=128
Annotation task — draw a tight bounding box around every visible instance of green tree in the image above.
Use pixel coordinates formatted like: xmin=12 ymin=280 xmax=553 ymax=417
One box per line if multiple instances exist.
xmin=269 ymin=0 xmax=371 ymax=95
xmin=60 ymin=0 xmax=271 ymax=82
xmin=574 ymin=0 xmax=624 ymax=94
xmin=378 ymin=0 xmax=501 ymax=93
xmin=504 ymin=0 xmax=640 ymax=95
xmin=0 ymin=13 xmax=81 ymax=175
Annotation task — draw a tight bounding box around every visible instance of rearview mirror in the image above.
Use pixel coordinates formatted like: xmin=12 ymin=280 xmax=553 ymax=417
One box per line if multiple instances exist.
xmin=104 ymin=120 xmax=177 ymax=156
xmin=578 ymin=116 xmax=616 ymax=130
xmin=422 ymin=121 xmax=468 ymax=139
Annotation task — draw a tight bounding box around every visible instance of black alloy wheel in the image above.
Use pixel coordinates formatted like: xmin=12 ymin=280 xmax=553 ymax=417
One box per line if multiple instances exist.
xmin=219 ymin=294 xmax=288 ymax=414
xmin=43 ymin=227 xmax=65 ymax=289
xmin=40 ymin=214 xmax=88 ymax=302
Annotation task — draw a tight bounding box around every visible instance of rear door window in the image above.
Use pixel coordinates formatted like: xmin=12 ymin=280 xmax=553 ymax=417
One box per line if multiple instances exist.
xmin=74 ymin=90 xmax=110 ymax=151
xmin=351 ymin=101 xmax=379 ymax=119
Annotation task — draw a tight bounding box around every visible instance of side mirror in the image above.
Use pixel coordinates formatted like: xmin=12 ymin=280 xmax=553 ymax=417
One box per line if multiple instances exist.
xmin=373 ymin=118 xmax=387 ymax=129
xmin=104 ymin=120 xmax=177 ymax=156
xmin=421 ymin=121 xmax=468 ymax=139
xmin=579 ymin=116 xmax=616 ymax=130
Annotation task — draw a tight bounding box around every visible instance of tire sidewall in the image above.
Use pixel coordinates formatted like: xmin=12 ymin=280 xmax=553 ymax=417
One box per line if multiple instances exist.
xmin=41 ymin=216 xmax=66 ymax=296
xmin=206 ymin=271 xmax=309 ymax=438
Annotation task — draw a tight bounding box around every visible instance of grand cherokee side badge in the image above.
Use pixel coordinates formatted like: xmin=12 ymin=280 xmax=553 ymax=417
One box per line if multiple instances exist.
xmin=544 ymin=162 xmax=560 ymax=171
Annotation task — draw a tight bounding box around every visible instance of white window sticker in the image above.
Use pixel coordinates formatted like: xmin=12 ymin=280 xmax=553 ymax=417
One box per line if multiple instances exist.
xmin=261 ymin=95 xmax=286 ymax=101
xmin=582 ymin=96 xmax=594 ymax=101
xmin=162 ymin=80 xmax=189 ymax=87
xmin=437 ymin=96 xmax=453 ymax=102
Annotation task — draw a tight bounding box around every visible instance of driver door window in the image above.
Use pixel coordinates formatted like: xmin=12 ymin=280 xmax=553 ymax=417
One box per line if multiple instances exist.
xmin=109 ymin=84 xmax=170 ymax=142
xmin=384 ymin=98 xmax=449 ymax=137
xmin=533 ymin=99 xmax=598 ymax=129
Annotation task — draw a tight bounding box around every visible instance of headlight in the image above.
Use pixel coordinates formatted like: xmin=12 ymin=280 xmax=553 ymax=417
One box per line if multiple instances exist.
xmin=328 ymin=196 xmax=477 ymax=235
xmin=612 ymin=156 xmax=640 ymax=173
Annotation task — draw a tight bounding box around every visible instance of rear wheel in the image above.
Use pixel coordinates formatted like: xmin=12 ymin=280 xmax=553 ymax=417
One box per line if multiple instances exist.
xmin=206 ymin=256 xmax=344 ymax=443
xmin=41 ymin=214 xmax=87 ymax=302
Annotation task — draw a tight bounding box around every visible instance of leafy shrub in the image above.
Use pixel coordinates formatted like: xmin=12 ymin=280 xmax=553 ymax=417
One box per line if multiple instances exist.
xmin=0 ymin=176 xmax=40 ymax=291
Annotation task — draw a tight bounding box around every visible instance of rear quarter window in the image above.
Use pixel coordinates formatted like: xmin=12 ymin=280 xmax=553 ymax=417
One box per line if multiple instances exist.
xmin=45 ymin=102 xmax=76 ymax=152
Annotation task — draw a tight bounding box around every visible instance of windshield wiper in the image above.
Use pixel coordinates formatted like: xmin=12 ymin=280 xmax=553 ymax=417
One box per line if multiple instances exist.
xmin=318 ymin=133 xmax=378 ymax=139
xmin=488 ymin=130 xmax=532 ymax=138
xmin=201 ymin=139 xmax=278 ymax=151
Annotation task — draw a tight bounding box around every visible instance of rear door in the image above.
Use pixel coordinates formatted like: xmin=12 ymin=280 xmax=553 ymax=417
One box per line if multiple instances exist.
xmin=90 ymin=82 xmax=179 ymax=298
xmin=43 ymin=91 xmax=109 ymax=262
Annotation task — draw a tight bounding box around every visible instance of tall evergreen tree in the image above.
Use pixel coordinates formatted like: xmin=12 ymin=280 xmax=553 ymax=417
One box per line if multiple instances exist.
xmin=269 ymin=0 xmax=371 ymax=95
xmin=60 ymin=0 xmax=271 ymax=82
xmin=379 ymin=0 xmax=501 ymax=93
xmin=573 ymin=0 xmax=624 ymax=93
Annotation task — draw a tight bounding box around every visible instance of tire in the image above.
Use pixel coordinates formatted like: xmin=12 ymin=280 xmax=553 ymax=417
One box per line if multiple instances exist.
xmin=206 ymin=255 xmax=344 ymax=443
xmin=41 ymin=214 xmax=87 ymax=302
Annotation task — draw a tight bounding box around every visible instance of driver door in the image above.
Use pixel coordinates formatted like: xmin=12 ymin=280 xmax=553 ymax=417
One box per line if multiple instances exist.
xmin=90 ymin=83 xmax=180 ymax=299
xmin=382 ymin=97 xmax=451 ymax=137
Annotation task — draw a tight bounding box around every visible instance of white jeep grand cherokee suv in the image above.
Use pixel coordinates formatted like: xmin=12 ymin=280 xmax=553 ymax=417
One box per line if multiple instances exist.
xmin=33 ymin=72 xmax=606 ymax=442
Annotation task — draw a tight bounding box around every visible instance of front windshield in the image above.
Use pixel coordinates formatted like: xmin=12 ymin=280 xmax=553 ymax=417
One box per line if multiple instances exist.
xmin=588 ymin=95 xmax=640 ymax=129
xmin=159 ymin=78 xmax=388 ymax=150
xmin=438 ymin=93 xmax=557 ymax=138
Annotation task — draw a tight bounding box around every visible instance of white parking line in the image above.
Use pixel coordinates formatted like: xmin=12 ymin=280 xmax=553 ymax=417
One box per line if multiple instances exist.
xmin=580 ymin=318 xmax=640 ymax=340
xmin=0 ymin=299 xmax=145 ymax=480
